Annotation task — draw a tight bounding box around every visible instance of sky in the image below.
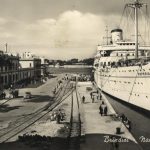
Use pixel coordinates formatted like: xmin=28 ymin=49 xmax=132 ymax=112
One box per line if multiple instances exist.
xmin=0 ymin=0 xmax=149 ymax=59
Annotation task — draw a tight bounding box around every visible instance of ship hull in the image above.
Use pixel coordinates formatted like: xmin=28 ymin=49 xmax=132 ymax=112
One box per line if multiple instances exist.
xmin=102 ymin=89 xmax=150 ymax=116
xmin=94 ymin=63 xmax=150 ymax=112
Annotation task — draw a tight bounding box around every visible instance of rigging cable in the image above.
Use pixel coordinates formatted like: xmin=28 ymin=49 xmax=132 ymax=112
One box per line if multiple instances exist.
xmin=119 ymin=4 xmax=127 ymax=28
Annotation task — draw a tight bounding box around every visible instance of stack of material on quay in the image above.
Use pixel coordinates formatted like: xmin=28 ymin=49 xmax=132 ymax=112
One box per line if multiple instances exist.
xmin=23 ymin=120 xmax=64 ymax=137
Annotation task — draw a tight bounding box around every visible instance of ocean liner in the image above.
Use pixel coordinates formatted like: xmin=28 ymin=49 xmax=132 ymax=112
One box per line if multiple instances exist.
xmin=94 ymin=0 xmax=150 ymax=112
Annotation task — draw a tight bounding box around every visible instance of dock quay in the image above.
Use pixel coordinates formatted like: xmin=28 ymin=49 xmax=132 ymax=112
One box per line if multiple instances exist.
xmin=76 ymin=81 xmax=141 ymax=150
xmin=0 ymin=74 xmax=145 ymax=150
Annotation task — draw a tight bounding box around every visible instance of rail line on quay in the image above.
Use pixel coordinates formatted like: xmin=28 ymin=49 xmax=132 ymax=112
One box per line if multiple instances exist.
xmin=0 ymin=80 xmax=69 ymax=135
xmin=68 ymin=83 xmax=82 ymax=150
xmin=0 ymin=80 xmax=74 ymax=143
xmin=0 ymin=78 xmax=69 ymax=125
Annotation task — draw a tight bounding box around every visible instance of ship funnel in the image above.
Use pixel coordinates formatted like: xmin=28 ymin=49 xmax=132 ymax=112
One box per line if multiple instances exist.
xmin=111 ymin=28 xmax=123 ymax=43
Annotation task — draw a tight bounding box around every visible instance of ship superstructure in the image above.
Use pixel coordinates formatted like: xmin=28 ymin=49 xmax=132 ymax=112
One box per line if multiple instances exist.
xmin=94 ymin=0 xmax=150 ymax=112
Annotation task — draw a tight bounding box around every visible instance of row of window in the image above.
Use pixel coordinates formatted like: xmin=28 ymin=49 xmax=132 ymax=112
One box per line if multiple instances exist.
xmin=100 ymin=62 xmax=112 ymax=66
xmin=1 ymin=71 xmax=34 ymax=84
xmin=1 ymin=74 xmax=18 ymax=84
xmin=101 ymin=68 xmax=150 ymax=73
xmin=115 ymin=53 xmax=135 ymax=57
xmin=110 ymin=88 xmax=149 ymax=99
xmin=108 ymin=80 xmax=143 ymax=85
xmin=119 ymin=70 xmax=137 ymax=72
xmin=138 ymin=72 xmax=150 ymax=76
xmin=0 ymin=65 xmax=18 ymax=72
xmin=118 ymin=43 xmax=135 ymax=46
xmin=119 ymin=69 xmax=150 ymax=73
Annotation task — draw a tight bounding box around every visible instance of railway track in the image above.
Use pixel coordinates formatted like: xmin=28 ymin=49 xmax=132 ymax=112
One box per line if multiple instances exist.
xmin=0 ymin=80 xmax=69 ymax=134
xmin=68 ymin=84 xmax=81 ymax=150
xmin=0 ymin=80 xmax=74 ymax=143
xmin=1 ymin=82 xmax=65 ymax=132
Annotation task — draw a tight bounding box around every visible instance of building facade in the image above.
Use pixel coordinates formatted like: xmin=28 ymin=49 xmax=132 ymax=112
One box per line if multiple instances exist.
xmin=19 ymin=52 xmax=42 ymax=84
xmin=0 ymin=51 xmax=42 ymax=90
xmin=0 ymin=51 xmax=19 ymax=89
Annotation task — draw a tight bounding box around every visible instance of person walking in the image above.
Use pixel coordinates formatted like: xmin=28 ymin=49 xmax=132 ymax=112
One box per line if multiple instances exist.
xmin=97 ymin=94 xmax=99 ymax=100
xmin=82 ymin=96 xmax=85 ymax=103
xmin=90 ymin=92 xmax=93 ymax=99
xmin=99 ymin=101 xmax=107 ymax=116
xmin=56 ymin=109 xmax=62 ymax=124
xmin=99 ymin=93 xmax=102 ymax=100
xmin=92 ymin=96 xmax=94 ymax=103
xmin=104 ymin=105 xmax=108 ymax=115
xmin=2 ymin=91 xmax=6 ymax=99
xmin=99 ymin=103 xmax=103 ymax=116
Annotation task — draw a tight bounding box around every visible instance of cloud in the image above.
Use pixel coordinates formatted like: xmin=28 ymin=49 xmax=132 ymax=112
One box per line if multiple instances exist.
xmin=25 ymin=10 xmax=107 ymax=48
xmin=0 ymin=9 xmax=142 ymax=59
xmin=0 ymin=11 xmax=103 ymax=59
xmin=0 ymin=18 xmax=7 ymax=25
xmin=16 ymin=10 xmax=109 ymax=59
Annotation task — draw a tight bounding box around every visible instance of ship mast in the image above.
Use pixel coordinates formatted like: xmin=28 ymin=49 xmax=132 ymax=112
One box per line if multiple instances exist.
xmin=127 ymin=0 xmax=144 ymax=59
xmin=135 ymin=0 xmax=139 ymax=59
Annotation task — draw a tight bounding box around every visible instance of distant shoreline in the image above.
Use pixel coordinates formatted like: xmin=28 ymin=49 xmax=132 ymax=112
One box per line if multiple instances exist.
xmin=49 ymin=65 xmax=93 ymax=68
xmin=47 ymin=66 xmax=93 ymax=74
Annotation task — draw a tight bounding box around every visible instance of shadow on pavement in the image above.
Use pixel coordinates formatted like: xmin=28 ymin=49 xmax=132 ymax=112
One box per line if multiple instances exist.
xmin=0 ymin=104 xmax=22 ymax=113
xmin=24 ymin=95 xmax=53 ymax=103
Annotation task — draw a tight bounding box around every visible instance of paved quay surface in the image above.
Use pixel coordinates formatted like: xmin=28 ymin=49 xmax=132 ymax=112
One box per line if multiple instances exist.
xmin=0 ymin=74 xmax=64 ymax=133
xmin=76 ymin=82 xmax=141 ymax=150
xmin=0 ymin=74 xmax=72 ymax=150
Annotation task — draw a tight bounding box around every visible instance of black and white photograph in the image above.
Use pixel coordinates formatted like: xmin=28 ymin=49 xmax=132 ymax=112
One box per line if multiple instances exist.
xmin=0 ymin=0 xmax=150 ymax=150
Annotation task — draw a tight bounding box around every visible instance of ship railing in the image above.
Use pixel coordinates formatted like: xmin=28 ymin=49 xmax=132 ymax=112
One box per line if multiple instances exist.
xmin=109 ymin=57 xmax=150 ymax=68
xmin=97 ymin=58 xmax=150 ymax=70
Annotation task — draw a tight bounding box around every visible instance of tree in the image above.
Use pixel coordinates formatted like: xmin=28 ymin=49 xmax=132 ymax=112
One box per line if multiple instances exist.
xmin=80 ymin=58 xmax=94 ymax=65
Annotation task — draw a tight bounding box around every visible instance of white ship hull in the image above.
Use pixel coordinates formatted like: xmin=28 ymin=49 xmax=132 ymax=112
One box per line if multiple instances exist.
xmin=94 ymin=63 xmax=150 ymax=112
